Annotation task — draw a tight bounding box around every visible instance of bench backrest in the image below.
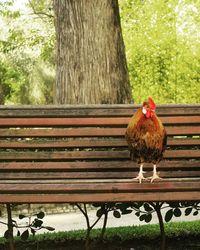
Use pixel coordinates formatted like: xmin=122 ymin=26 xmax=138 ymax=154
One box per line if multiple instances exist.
xmin=0 ymin=104 xmax=199 ymax=203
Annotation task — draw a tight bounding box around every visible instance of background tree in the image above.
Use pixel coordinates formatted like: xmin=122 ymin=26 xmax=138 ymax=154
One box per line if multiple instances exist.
xmin=53 ymin=0 xmax=133 ymax=104
xmin=0 ymin=0 xmax=199 ymax=104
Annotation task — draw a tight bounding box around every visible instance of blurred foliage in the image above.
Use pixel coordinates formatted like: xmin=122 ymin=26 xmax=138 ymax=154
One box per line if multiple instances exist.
xmin=0 ymin=0 xmax=54 ymax=104
xmin=119 ymin=0 xmax=200 ymax=104
xmin=0 ymin=0 xmax=199 ymax=104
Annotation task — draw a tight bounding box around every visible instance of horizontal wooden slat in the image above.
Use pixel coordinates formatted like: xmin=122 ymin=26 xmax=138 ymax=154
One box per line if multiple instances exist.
xmin=1 ymin=128 xmax=124 ymax=137
xmin=0 ymin=181 xmax=199 ymax=192
xmin=0 ymin=116 xmax=199 ymax=126
xmin=0 ymin=150 xmax=199 ymax=160
xmin=0 ymin=161 xmax=198 ymax=170
xmin=0 ymin=172 xmax=134 ymax=180
xmin=167 ymin=127 xmax=200 ymax=135
xmin=0 ymin=139 xmax=127 ymax=149
xmin=0 ymin=171 xmax=199 ymax=180
xmin=0 ymin=104 xmax=200 ymax=117
xmin=0 ymin=151 xmax=128 ymax=160
xmin=0 ymin=118 xmax=128 ymax=127
xmin=0 ymin=191 xmax=200 ymax=203
xmin=0 ymin=126 xmax=199 ymax=137
xmin=164 ymin=150 xmax=200 ymax=158
xmin=167 ymin=138 xmax=200 ymax=146
xmin=0 ymin=160 xmax=199 ymax=170
xmin=0 ymin=138 xmax=199 ymax=149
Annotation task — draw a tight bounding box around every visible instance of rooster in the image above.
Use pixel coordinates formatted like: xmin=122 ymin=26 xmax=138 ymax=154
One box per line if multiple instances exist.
xmin=125 ymin=97 xmax=167 ymax=183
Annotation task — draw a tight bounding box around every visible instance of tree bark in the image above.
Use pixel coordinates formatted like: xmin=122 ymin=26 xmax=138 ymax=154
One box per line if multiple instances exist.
xmin=6 ymin=204 xmax=15 ymax=250
xmin=153 ymin=202 xmax=166 ymax=250
xmin=53 ymin=0 xmax=132 ymax=104
xmin=0 ymin=84 xmax=5 ymax=105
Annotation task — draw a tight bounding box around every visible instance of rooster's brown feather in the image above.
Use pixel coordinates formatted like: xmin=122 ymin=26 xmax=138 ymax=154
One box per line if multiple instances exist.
xmin=125 ymin=106 xmax=167 ymax=164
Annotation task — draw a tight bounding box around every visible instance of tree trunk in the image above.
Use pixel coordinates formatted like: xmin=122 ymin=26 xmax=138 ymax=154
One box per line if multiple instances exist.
xmin=0 ymin=86 xmax=4 ymax=105
xmin=154 ymin=203 xmax=166 ymax=250
xmin=53 ymin=0 xmax=132 ymax=104
xmin=6 ymin=204 xmax=15 ymax=250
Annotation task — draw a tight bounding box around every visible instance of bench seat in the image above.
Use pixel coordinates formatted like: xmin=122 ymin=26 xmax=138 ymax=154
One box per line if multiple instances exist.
xmin=0 ymin=104 xmax=199 ymax=203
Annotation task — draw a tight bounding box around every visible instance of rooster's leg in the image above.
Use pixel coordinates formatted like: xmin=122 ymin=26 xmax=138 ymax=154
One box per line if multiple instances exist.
xmin=149 ymin=164 xmax=161 ymax=183
xmin=134 ymin=164 xmax=146 ymax=184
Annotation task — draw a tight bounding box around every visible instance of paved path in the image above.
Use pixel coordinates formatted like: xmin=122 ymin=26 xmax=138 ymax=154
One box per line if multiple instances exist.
xmin=0 ymin=208 xmax=198 ymax=236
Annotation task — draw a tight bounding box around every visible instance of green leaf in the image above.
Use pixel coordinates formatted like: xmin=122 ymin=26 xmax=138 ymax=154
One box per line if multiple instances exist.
xmin=19 ymin=214 xmax=26 ymax=219
xmin=186 ymin=202 xmax=197 ymax=207
xmin=37 ymin=211 xmax=45 ymax=219
xmin=21 ymin=230 xmax=29 ymax=241
xmin=121 ymin=209 xmax=132 ymax=215
xmin=185 ymin=207 xmax=193 ymax=216
xmin=96 ymin=208 xmax=105 ymax=218
xmin=193 ymin=211 xmax=198 ymax=216
xmin=135 ymin=211 xmax=140 ymax=217
xmin=139 ymin=214 xmax=146 ymax=221
xmin=144 ymin=203 xmax=153 ymax=212
xmin=4 ymin=230 xmax=10 ymax=240
xmin=44 ymin=226 xmax=55 ymax=231
xmin=113 ymin=210 xmax=121 ymax=218
xmin=17 ymin=230 xmax=21 ymax=237
xmin=116 ymin=203 xmax=127 ymax=210
xmin=33 ymin=219 xmax=43 ymax=228
xmin=107 ymin=203 xmax=116 ymax=209
xmin=132 ymin=202 xmax=143 ymax=209
xmin=168 ymin=202 xmax=180 ymax=208
xmin=165 ymin=209 xmax=173 ymax=222
xmin=92 ymin=203 xmax=102 ymax=208
xmin=174 ymin=208 xmax=182 ymax=217
xmin=145 ymin=214 xmax=152 ymax=223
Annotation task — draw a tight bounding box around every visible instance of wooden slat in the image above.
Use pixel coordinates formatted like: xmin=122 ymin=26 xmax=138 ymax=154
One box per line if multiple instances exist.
xmin=0 ymin=139 xmax=127 ymax=149
xmin=0 ymin=104 xmax=199 ymax=117
xmin=0 ymin=160 xmax=197 ymax=170
xmin=167 ymin=138 xmax=200 ymax=146
xmin=0 ymin=128 xmax=124 ymax=137
xmin=0 ymin=172 xmax=134 ymax=180
xmin=0 ymin=191 xmax=200 ymax=203
xmin=0 ymin=170 xmax=199 ymax=180
xmin=164 ymin=150 xmax=200 ymax=158
xmin=0 ymin=126 xmax=199 ymax=137
xmin=167 ymin=126 xmax=200 ymax=135
xmin=0 ymin=116 xmax=199 ymax=126
xmin=0 ymin=181 xmax=199 ymax=192
xmin=0 ymin=151 xmax=128 ymax=160
xmin=0 ymin=118 xmax=128 ymax=127
xmin=0 ymin=138 xmax=199 ymax=149
xmin=162 ymin=116 xmax=200 ymax=124
xmin=0 ymin=160 xmax=199 ymax=170
xmin=0 ymin=150 xmax=199 ymax=160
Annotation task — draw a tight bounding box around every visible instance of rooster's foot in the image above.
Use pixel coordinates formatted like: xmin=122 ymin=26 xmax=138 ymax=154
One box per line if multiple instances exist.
xmin=148 ymin=173 xmax=162 ymax=183
xmin=134 ymin=172 xmax=146 ymax=184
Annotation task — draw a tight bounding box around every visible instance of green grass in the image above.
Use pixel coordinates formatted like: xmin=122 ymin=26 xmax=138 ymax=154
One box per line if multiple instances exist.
xmin=1 ymin=220 xmax=200 ymax=245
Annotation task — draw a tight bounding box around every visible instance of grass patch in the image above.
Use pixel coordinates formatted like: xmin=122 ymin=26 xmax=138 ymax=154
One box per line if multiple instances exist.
xmin=0 ymin=220 xmax=200 ymax=244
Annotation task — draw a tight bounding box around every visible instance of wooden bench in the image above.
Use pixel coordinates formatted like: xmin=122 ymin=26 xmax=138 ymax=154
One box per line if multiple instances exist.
xmin=0 ymin=104 xmax=199 ymax=204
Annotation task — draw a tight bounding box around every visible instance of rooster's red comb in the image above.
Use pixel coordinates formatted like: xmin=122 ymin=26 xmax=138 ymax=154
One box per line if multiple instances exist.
xmin=148 ymin=97 xmax=156 ymax=110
